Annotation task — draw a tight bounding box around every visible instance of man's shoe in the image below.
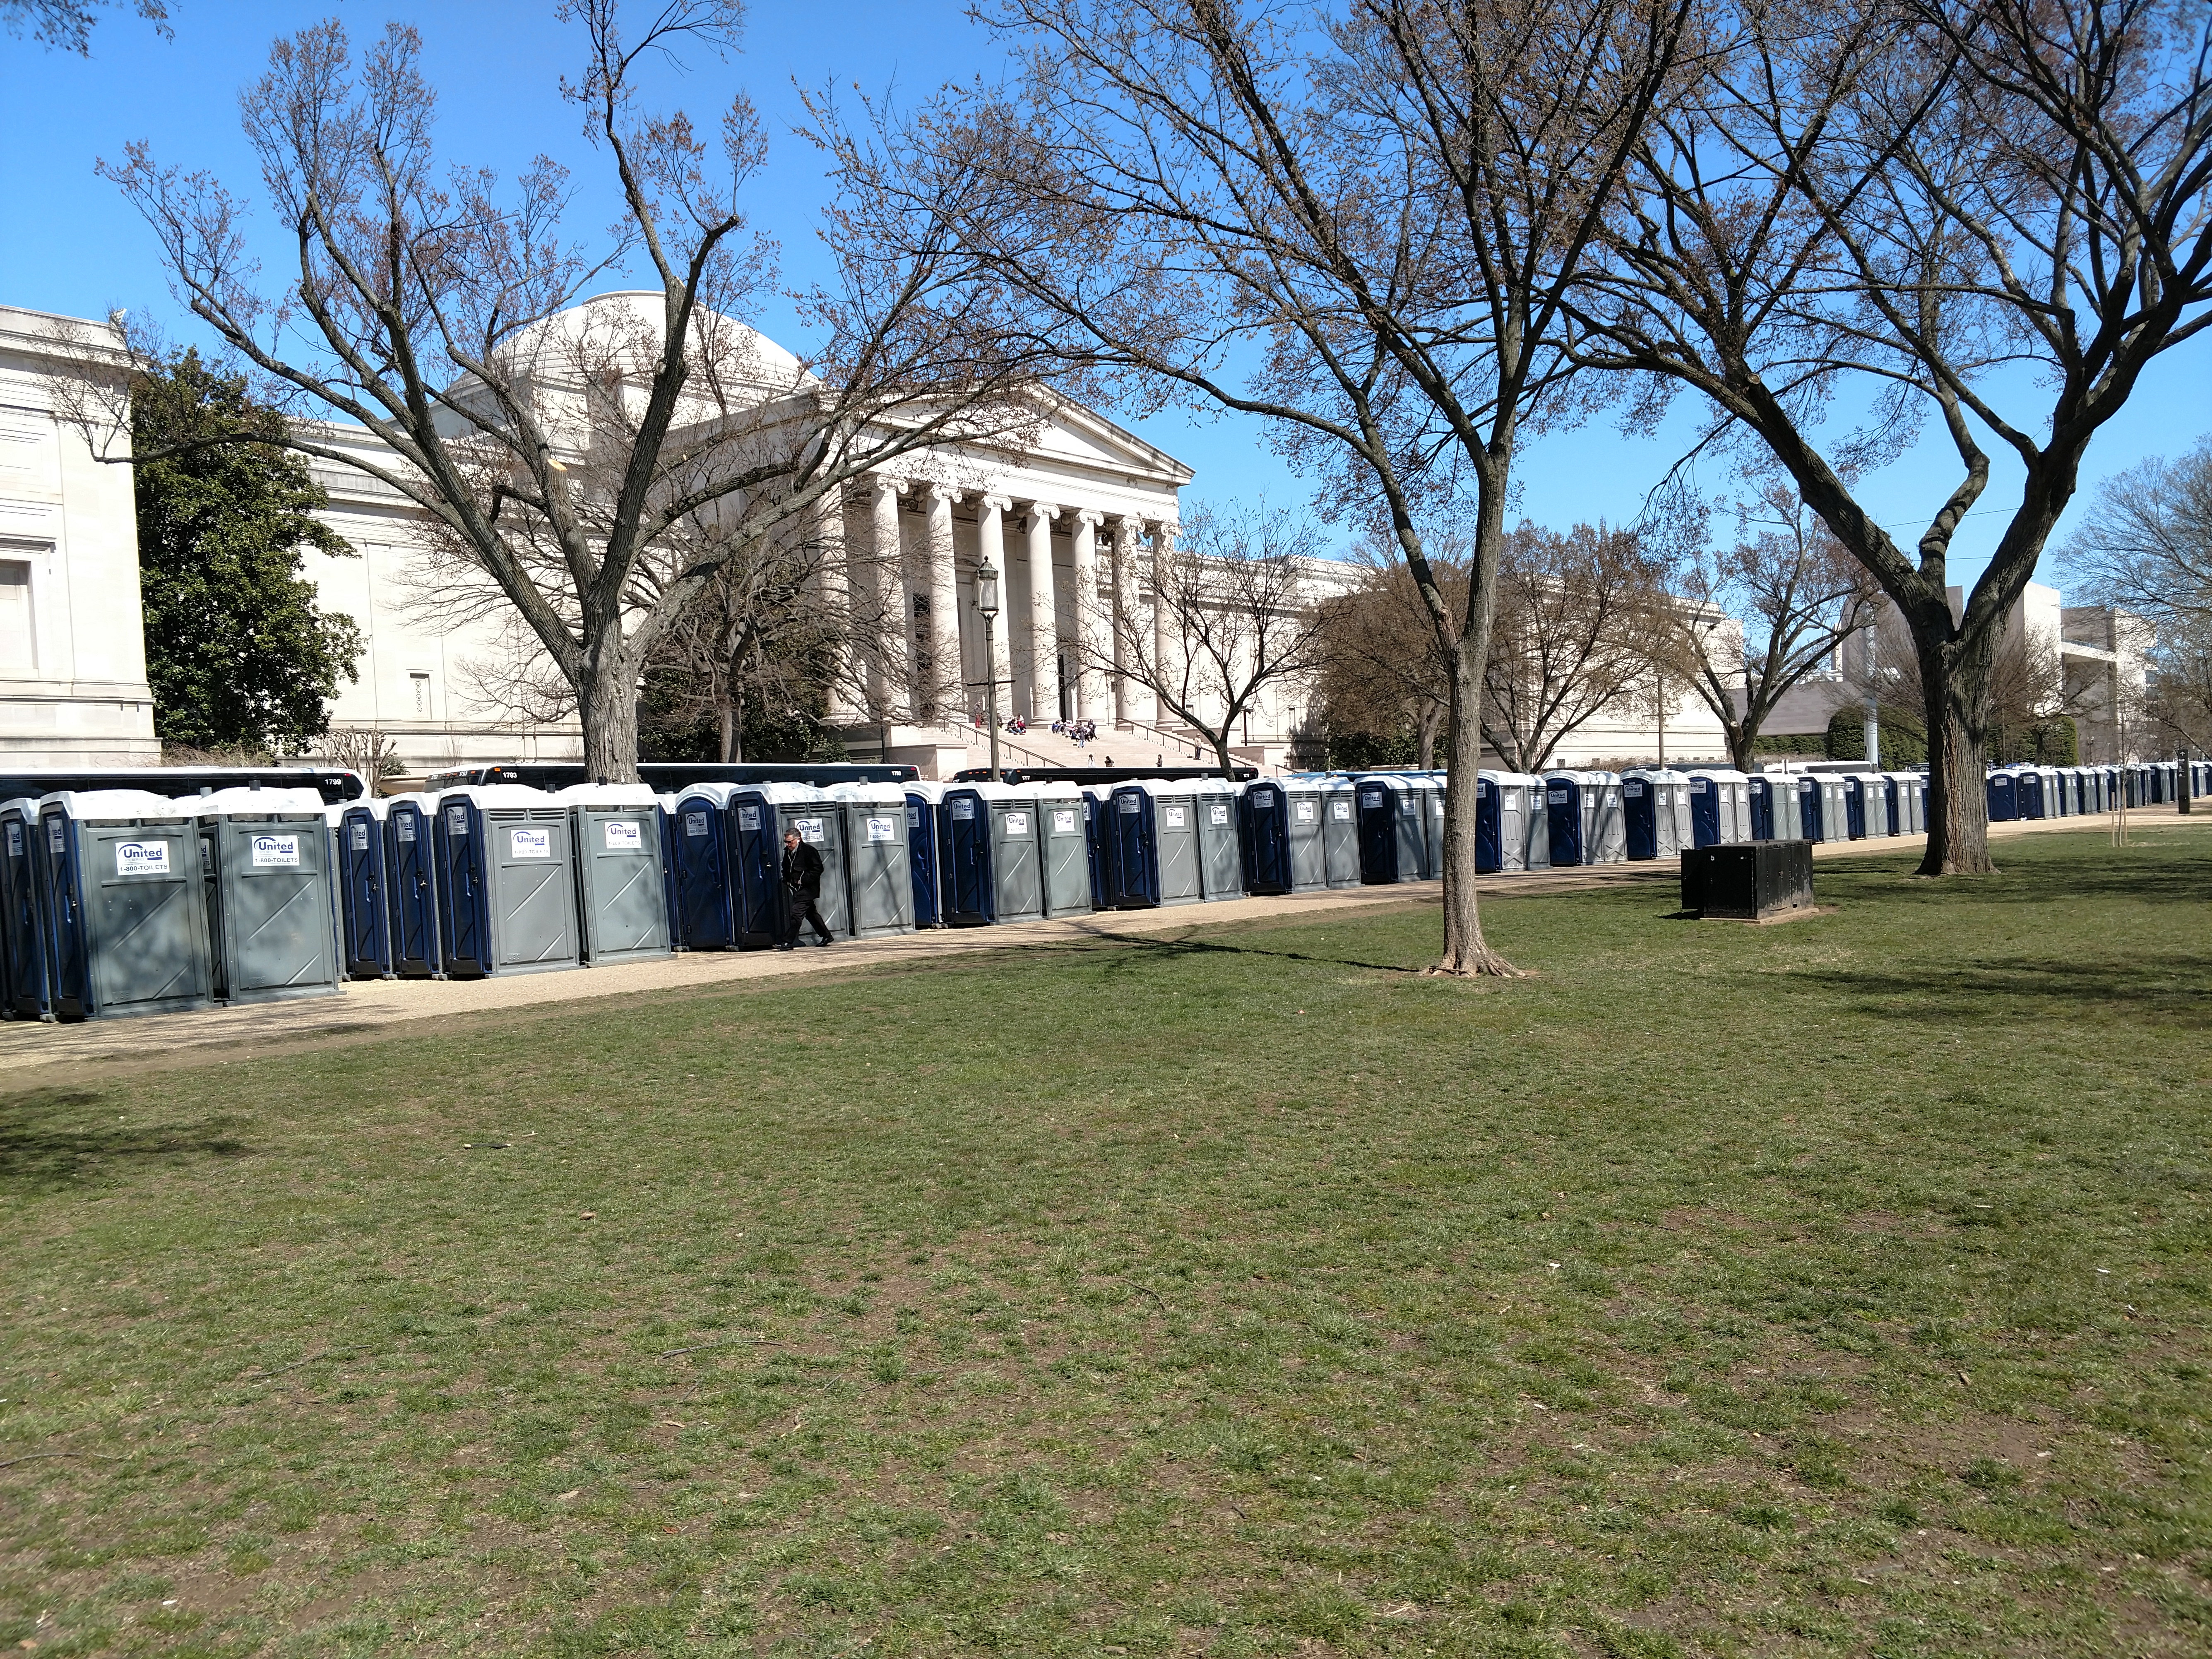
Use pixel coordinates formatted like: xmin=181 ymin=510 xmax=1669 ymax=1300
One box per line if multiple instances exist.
xmin=815 ymin=936 xmax=833 ymax=947
xmin=776 ymin=941 xmax=796 ymax=952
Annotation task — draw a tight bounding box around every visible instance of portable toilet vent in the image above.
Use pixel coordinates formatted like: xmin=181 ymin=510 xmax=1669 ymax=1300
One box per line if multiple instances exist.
xmin=553 ymin=784 xmax=673 ymax=964
xmin=433 ymin=786 xmax=580 ymax=977
xmin=35 ymin=790 xmax=214 ymax=1020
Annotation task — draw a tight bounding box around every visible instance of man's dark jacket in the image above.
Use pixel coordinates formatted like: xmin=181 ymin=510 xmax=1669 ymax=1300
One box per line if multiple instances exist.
xmin=781 ymin=839 xmax=825 ymax=899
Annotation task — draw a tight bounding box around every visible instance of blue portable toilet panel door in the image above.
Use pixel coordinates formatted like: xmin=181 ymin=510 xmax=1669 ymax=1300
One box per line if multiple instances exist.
xmin=673 ymin=798 xmax=736 ymax=949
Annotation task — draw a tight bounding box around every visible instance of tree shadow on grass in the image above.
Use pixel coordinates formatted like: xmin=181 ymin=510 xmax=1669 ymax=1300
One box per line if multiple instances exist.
xmin=1092 ymin=929 xmax=1426 ymax=977
xmin=0 ymin=1089 xmax=252 ymax=1197
xmin=1813 ymin=846 xmax=2212 ymax=909
xmin=1793 ymin=955 xmax=2212 ymax=1030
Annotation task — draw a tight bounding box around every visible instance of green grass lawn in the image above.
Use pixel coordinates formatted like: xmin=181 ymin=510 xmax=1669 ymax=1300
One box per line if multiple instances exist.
xmin=3 ymin=828 xmax=2210 ymax=1658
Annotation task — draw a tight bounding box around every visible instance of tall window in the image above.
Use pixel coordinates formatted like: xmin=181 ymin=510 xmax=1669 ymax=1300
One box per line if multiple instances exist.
xmin=0 ymin=559 xmax=32 ymax=673
xmin=411 ymin=672 xmax=431 ymax=716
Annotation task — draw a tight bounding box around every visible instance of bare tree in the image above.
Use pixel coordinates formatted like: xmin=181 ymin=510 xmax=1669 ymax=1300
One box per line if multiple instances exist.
xmin=2 ymin=0 xmax=168 ymax=54
xmin=1082 ymin=504 xmax=1331 ymax=777
xmin=2065 ymin=439 xmax=2212 ymax=623
xmin=841 ymin=0 xmax=1693 ymax=974
xmin=1577 ymin=0 xmax=2212 ymax=873
xmin=1481 ymin=519 xmax=1667 ymax=771
xmin=51 ymin=2 xmax=1064 ymax=782
xmin=1653 ymin=478 xmax=1880 ymax=772
xmin=1313 ymin=542 xmax=1461 ymax=768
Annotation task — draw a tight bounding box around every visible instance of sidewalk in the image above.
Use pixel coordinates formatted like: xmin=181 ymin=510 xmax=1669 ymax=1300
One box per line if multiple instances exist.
xmin=4 ymin=805 xmax=2198 ymax=1077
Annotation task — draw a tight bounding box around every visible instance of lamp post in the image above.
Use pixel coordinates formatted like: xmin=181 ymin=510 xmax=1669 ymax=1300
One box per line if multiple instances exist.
xmin=976 ymin=557 xmax=1002 ymax=781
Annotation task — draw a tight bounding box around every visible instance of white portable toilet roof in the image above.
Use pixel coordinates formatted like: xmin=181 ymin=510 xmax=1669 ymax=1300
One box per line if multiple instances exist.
xmin=736 ymin=780 xmax=837 ymax=805
xmin=437 ymin=784 xmax=561 ymax=811
xmin=2 ymin=794 xmax=43 ymax=820
xmin=38 ymin=789 xmax=202 ymax=821
xmin=1188 ymin=777 xmax=1243 ymax=798
xmin=945 ymin=779 xmax=1036 ymax=803
xmin=824 ymin=781 xmax=909 ymax=806
xmin=193 ymin=786 xmax=329 ymax=815
xmin=551 ymin=781 xmax=659 ymax=806
xmin=1121 ymin=778 xmax=1195 ymax=799
xmin=1684 ymin=767 xmax=1746 ymax=782
xmin=672 ymin=781 xmax=747 ymax=808
xmin=382 ymin=790 xmax=443 ymax=815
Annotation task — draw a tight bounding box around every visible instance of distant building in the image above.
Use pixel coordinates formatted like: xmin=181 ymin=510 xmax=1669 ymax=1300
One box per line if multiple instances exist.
xmin=0 ymin=305 xmax=158 ymax=768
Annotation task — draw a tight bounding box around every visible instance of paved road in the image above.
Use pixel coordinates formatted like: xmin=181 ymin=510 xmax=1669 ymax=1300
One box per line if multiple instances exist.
xmin=3 ymin=805 xmax=2196 ymax=1078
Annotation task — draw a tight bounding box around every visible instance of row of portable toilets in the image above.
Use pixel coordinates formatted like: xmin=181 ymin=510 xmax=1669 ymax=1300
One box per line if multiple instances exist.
xmin=5 ymin=760 xmax=2196 ymax=1021
xmin=1987 ymin=760 xmax=2205 ymax=821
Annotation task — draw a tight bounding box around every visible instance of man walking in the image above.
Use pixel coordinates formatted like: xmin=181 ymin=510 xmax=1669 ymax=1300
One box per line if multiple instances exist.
xmin=778 ymin=827 xmax=834 ymax=950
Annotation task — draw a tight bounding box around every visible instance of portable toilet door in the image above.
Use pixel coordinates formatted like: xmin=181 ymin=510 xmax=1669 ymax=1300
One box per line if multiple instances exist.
xmin=1105 ymin=784 xmax=1159 ymax=906
xmin=1193 ymin=781 xmax=1244 ymax=899
xmin=1355 ymin=777 xmax=1409 ymax=883
xmin=1592 ymin=774 xmax=1628 ymax=863
xmin=832 ymin=783 xmax=916 ymax=939
xmin=36 ymin=791 xmax=214 ymax=1020
xmin=1841 ymin=775 xmax=1868 ymax=838
xmin=1772 ymin=774 xmax=1804 ymax=841
xmin=986 ymin=786 xmax=1045 ymax=924
xmin=654 ymin=793 xmax=685 ymax=947
xmin=1150 ymin=785 xmax=1206 ymax=905
xmin=1081 ymin=786 xmax=1117 ymax=909
xmin=433 ymin=786 xmax=580 ymax=977
xmin=1320 ymin=779 xmax=1362 ymax=888
xmin=1543 ymin=774 xmax=1585 ymax=866
xmin=904 ymin=783 xmax=946 ymax=928
xmin=556 ymin=784 xmax=672 ymax=964
xmin=1685 ymin=772 xmax=1727 ymax=849
xmin=1691 ymin=769 xmax=1750 ymax=845
xmin=1282 ymin=782 xmax=1327 ymax=891
xmin=333 ymin=799 xmax=393 ymax=979
xmin=1986 ymin=769 xmax=2018 ymax=822
xmin=383 ymin=794 xmax=443 ymax=977
xmin=1746 ymin=775 xmax=1773 ymax=841
xmin=1036 ymin=786 xmax=1094 ymax=917
xmin=2 ymin=798 xmax=54 ymax=1019
xmin=1621 ymin=771 xmax=1661 ymax=860
xmin=195 ymin=788 xmax=344 ymax=1006
xmin=2019 ymin=767 xmax=2047 ymax=820
xmin=1475 ymin=772 xmax=1525 ymax=874
xmin=939 ymin=786 xmax=998 ymax=925
xmin=2039 ymin=766 xmax=2065 ymax=819
xmin=1239 ymin=780 xmax=1295 ymax=894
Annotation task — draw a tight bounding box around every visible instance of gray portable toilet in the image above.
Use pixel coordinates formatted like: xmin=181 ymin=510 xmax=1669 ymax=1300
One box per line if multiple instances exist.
xmin=1145 ymin=781 xmax=1206 ymax=906
xmin=976 ymin=782 xmax=1045 ymax=923
xmin=553 ymin=783 xmax=673 ymax=964
xmin=1411 ymin=773 xmax=1447 ymax=878
xmin=1192 ymin=779 xmax=1245 ymax=900
xmin=192 ymin=786 xmax=344 ymax=1007
xmin=1687 ymin=768 xmax=1751 ymax=844
xmin=1766 ymin=770 xmax=1805 ymax=840
xmin=1320 ymin=777 xmax=1362 ymax=888
xmin=35 ymin=790 xmax=215 ymax=1020
xmin=827 ymin=781 xmax=916 ymax=939
xmin=1548 ymin=770 xmax=1627 ymax=865
xmin=1034 ymin=783 xmax=1094 ymax=917
xmin=1278 ymin=779 xmax=1327 ymax=891
xmin=1622 ymin=768 xmax=1689 ymax=858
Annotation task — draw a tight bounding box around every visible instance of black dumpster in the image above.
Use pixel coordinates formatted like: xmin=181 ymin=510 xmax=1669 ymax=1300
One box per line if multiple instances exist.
xmin=1681 ymin=840 xmax=1814 ymax=920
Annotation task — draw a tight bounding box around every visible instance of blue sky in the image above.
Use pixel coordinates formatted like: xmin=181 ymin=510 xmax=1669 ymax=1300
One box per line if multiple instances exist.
xmin=4 ymin=0 xmax=2206 ymax=600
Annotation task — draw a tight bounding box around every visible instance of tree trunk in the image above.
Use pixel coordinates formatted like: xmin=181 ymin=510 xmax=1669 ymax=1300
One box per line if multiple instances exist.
xmin=578 ymin=649 xmax=642 ymax=784
xmin=1433 ymin=476 xmax=1518 ymax=978
xmin=1920 ymin=627 xmax=1996 ymax=875
xmin=1212 ymin=731 xmax=1238 ymax=780
xmin=719 ymin=692 xmax=742 ymax=764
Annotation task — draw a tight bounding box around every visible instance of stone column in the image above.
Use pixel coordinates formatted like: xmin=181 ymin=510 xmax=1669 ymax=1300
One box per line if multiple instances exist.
xmin=1149 ymin=519 xmax=1179 ymax=729
xmin=866 ymin=478 xmax=905 ymax=719
xmin=978 ymin=494 xmax=1013 ymax=729
xmin=1112 ymin=517 xmax=1144 ymax=727
xmin=924 ymin=483 xmax=960 ymax=724
xmin=815 ymin=489 xmax=855 ymax=722
xmin=1023 ymin=502 xmax=1060 ymax=722
xmin=1070 ymin=508 xmax=1107 ymax=723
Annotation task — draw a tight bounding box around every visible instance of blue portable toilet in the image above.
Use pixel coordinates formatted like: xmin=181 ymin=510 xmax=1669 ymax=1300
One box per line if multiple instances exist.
xmin=1101 ymin=784 xmax=1155 ymax=906
xmin=1082 ymin=785 xmax=1118 ymax=909
xmin=653 ymin=793 xmax=685 ymax=947
xmin=1101 ymin=781 xmax=1205 ymax=907
xmin=1240 ymin=779 xmax=1296 ymax=894
xmin=939 ymin=784 xmax=998 ymax=925
xmin=36 ymin=791 xmax=215 ymax=1021
xmin=432 ymin=786 xmax=580 ymax=978
xmin=668 ymin=782 xmax=743 ymax=950
xmin=332 ymin=797 xmax=393 ymax=979
xmin=2 ymin=796 xmax=55 ymax=1020
xmin=2015 ymin=766 xmax=2046 ymax=820
xmin=381 ymin=793 xmax=444 ymax=977
xmin=902 ymin=781 xmax=947 ymax=927
xmin=1986 ymin=769 xmax=2019 ymax=822
xmin=1354 ymin=775 xmax=1424 ymax=884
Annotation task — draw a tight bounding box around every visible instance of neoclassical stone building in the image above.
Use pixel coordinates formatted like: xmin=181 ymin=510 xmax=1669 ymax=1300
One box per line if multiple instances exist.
xmin=0 ymin=305 xmax=159 ymax=767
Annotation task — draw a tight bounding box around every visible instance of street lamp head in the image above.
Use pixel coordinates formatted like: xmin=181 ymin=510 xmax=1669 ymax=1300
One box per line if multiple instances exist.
xmin=976 ymin=558 xmax=1000 ymax=618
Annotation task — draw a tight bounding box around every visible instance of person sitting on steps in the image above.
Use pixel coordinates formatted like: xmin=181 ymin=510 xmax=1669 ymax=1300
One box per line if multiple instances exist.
xmin=777 ymin=828 xmax=834 ymax=950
